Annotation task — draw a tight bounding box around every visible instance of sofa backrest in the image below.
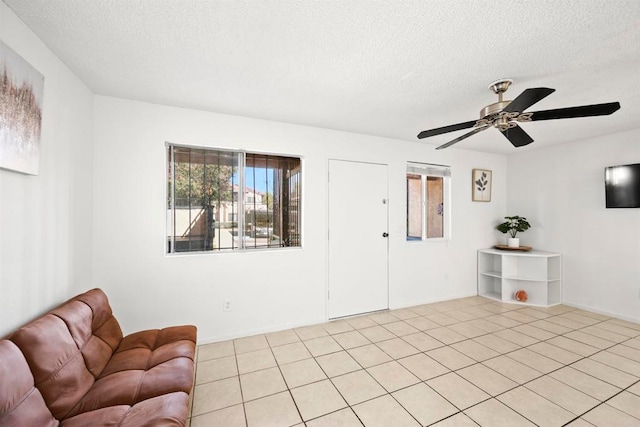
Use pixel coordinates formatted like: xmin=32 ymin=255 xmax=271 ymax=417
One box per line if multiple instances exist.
xmin=0 ymin=340 xmax=58 ymax=426
xmin=56 ymin=289 xmax=123 ymax=377
xmin=6 ymin=289 xmax=123 ymax=420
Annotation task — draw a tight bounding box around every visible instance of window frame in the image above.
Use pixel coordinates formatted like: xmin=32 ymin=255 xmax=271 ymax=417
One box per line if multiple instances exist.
xmin=165 ymin=142 xmax=303 ymax=254
xmin=406 ymin=162 xmax=451 ymax=242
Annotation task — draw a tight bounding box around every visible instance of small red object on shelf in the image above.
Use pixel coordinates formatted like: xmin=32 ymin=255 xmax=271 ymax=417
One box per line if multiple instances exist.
xmin=515 ymin=290 xmax=528 ymax=302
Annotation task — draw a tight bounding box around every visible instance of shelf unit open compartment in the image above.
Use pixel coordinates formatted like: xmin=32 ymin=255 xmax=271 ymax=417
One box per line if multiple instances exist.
xmin=477 ymin=249 xmax=562 ymax=307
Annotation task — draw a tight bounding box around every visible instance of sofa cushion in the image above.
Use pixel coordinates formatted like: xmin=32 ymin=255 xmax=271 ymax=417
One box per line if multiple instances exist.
xmin=101 ymin=326 xmax=196 ymax=377
xmin=52 ymin=290 xmax=123 ymax=378
xmin=9 ymin=314 xmax=95 ymax=420
xmin=60 ymin=406 xmax=129 ymax=427
xmin=8 ymin=288 xmax=125 ymax=420
xmin=65 ymin=326 xmax=196 ymax=418
xmin=72 ymin=288 xmax=123 ymax=352
xmin=116 ymin=393 xmax=188 ymax=427
xmin=0 ymin=340 xmax=58 ymax=427
xmin=60 ymin=393 xmax=188 ymax=427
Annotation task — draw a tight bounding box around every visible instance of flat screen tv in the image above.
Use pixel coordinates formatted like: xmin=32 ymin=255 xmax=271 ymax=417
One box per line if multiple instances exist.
xmin=605 ymin=163 xmax=640 ymax=208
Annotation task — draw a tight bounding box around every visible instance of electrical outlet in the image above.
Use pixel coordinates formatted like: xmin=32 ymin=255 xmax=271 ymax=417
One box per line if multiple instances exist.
xmin=223 ymin=298 xmax=232 ymax=311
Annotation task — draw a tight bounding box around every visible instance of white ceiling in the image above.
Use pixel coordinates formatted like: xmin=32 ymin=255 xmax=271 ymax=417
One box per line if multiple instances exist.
xmin=5 ymin=0 xmax=640 ymax=154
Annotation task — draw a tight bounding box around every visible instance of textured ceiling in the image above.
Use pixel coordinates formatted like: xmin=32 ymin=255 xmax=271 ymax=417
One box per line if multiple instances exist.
xmin=4 ymin=0 xmax=640 ymax=154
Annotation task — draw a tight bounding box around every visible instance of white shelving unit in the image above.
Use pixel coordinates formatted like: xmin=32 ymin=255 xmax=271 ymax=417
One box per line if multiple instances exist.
xmin=478 ymin=248 xmax=562 ymax=307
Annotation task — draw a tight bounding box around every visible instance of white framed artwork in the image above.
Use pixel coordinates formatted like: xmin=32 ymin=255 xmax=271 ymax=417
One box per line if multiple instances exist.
xmin=0 ymin=40 xmax=44 ymax=175
xmin=472 ymin=168 xmax=492 ymax=202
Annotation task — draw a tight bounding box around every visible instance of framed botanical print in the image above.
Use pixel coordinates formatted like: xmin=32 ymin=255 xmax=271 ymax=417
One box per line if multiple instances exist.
xmin=472 ymin=169 xmax=492 ymax=202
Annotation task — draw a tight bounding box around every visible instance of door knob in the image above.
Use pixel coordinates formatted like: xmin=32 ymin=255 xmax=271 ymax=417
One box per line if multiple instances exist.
xmin=382 ymin=232 xmax=389 ymax=238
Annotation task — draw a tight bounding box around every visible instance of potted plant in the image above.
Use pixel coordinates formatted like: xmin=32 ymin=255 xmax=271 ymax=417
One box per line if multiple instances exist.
xmin=497 ymin=216 xmax=531 ymax=248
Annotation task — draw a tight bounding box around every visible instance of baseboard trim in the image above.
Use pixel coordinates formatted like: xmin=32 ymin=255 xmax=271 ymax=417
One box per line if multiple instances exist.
xmin=196 ymin=318 xmax=326 ymax=345
xmin=562 ymin=300 xmax=640 ymax=324
xmin=198 ymin=293 xmax=639 ymax=346
xmin=390 ymin=292 xmax=479 ymax=311
xmin=197 ymin=293 xmax=480 ymax=345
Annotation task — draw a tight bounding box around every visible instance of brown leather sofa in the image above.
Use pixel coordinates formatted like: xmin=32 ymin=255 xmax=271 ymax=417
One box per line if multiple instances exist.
xmin=0 ymin=288 xmax=196 ymax=426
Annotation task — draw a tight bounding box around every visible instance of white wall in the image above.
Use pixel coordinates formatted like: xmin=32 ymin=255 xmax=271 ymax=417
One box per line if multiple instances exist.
xmin=93 ymin=96 xmax=506 ymax=343
xmin=0 ymin=2 xmax=94 ymax=336
xmin=507 ymin=131 xmax=640 ymax=322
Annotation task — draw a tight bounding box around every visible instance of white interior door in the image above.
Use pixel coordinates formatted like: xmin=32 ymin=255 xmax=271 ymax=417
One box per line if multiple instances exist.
xmin=328 ymin=160 xmax=389 ymax=319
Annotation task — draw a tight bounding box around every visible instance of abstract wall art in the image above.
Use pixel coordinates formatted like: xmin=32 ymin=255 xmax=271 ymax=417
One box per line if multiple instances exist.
xmin=0 ymin=40 xmax=44 ymax=175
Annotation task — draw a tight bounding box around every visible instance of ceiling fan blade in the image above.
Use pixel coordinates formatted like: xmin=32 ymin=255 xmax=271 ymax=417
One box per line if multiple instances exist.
xmin=503 ymin=87 xmax=555 ymax=113
xmin=418 ymin=120 xmax=476 ymax=139
xmin=435 ymin=126 xmax=490 ymax=150
xmin=529 ymin=102 xmax=620 ymax=121
xmin=500 ymin=124 xmax=534 ymax=147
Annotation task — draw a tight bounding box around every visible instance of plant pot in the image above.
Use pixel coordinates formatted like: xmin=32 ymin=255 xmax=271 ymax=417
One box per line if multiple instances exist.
xmin=507 ymin=238 xmax=520 ymax=248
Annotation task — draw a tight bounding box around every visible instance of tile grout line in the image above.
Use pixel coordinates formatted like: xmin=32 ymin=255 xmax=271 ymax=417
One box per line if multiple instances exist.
xmin=232 ymin=340 xmax=249 ymax=427
xmin=263 ymin=335 xmax=305 ymax=427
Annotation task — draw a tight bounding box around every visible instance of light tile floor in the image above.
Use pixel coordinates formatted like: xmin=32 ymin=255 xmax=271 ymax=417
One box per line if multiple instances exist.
xmin=188 ymin=297 xmax=640 ymax=426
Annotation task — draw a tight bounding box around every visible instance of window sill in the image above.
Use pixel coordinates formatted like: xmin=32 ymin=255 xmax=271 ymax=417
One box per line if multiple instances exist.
xmin=405 ymin=238 xmax=450 ymax=243
xmin=165 ymin=246 xmax=303 ymax=257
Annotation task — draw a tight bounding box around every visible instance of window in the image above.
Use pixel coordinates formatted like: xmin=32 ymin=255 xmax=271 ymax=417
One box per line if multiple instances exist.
xmin=167 ymin=144 xmax=301 ymax=253
xmin=406 ymin=163 xmax=450 ymax=241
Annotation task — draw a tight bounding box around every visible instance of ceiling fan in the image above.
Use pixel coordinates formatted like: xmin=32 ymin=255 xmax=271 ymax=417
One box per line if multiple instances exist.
xmin=417 ymin=79 xmax=620 ymax=150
